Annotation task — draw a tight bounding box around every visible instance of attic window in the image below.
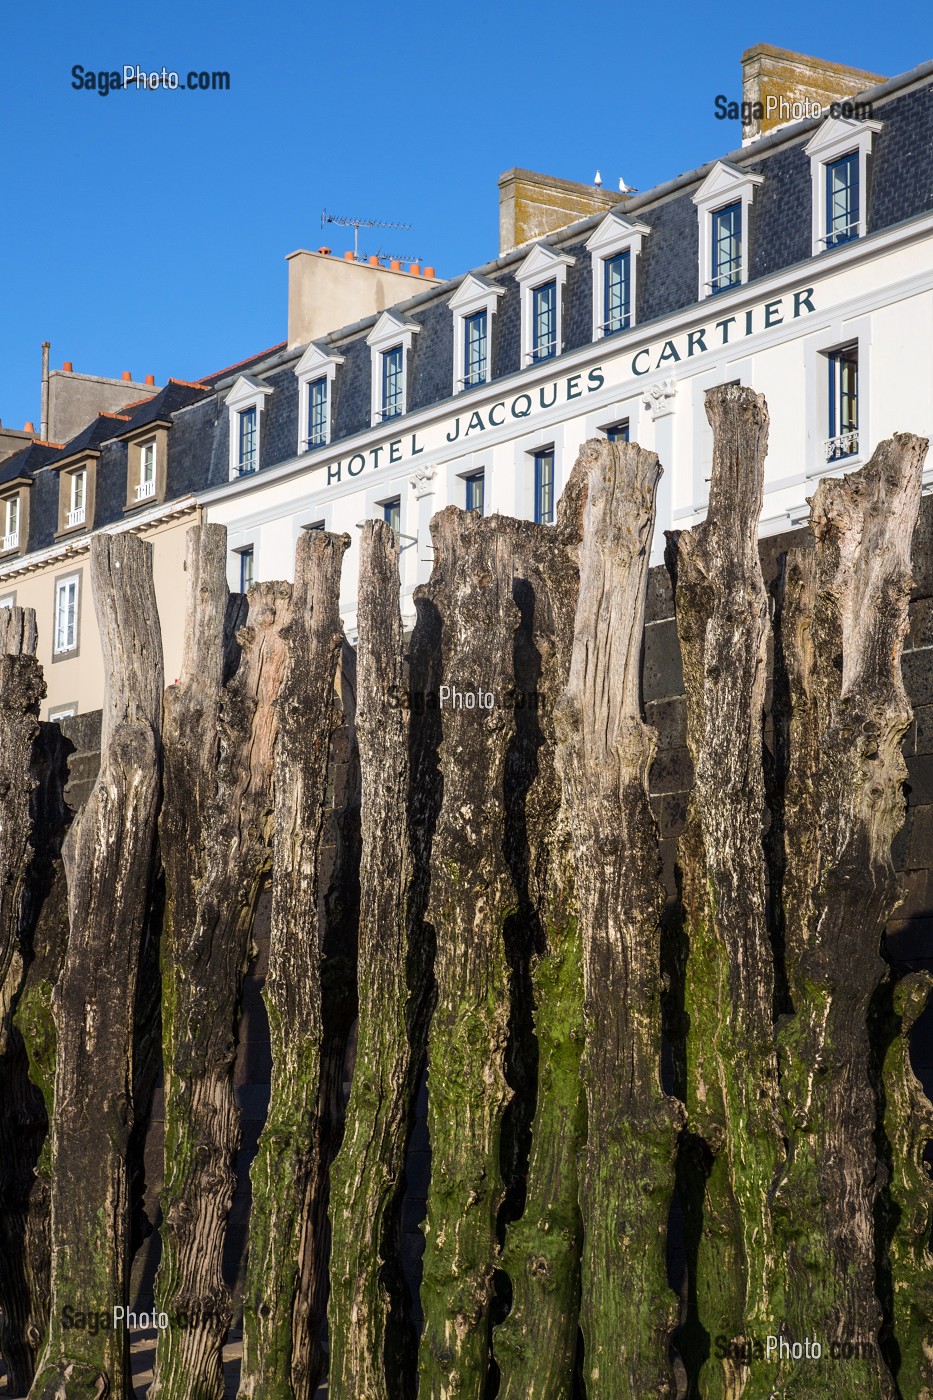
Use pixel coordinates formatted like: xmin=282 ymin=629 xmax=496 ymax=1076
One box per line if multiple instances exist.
xmin=692 ymin=161 xmax=763 ymax=300
xmin=225 ymin=375 xmax=273 ymax=480
xmin=514 ymin=243 xmax=575 ymax=366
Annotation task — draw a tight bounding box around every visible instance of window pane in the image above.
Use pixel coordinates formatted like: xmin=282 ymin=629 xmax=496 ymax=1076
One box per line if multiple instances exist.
xmin=606 ymin=420 xmax=630 ymax=443
xmin=532 ymin=282 xmax=556 ymax=361
xmin=826 ymin=153 xmax=859 ymax=246
xmin=534 ymin=450 xmax=555 ymax=524
xmin=239 ymin=407 xmax=257 ymax=472
xmin=55 ymin=578 xmax=77 ymax=652
xmin=8 ymin=496 xmax=19 ymax=534
xmin=603 ymin=251 xmax=631 ymax=333
xmin=827 ymin=345 xmax=859 ymax=459
xmin=464 ymin=312 xmax=488 ymax=387
xmin=382 ymin=347 xmax=403 ymax=418
xmin=712 ymin=202 xmax=742 ymax=291
xmin=308 ymin=378 xmax=328 ymax=446
xmin=73 ymin=471 xmax=86 ymax=509
xmin=239 ymin=547 xmax=254 ymax=592
xmin=382 ymin=498 xmax=401 ymax=533
xmin=465 ymin=471 xmax=485 ymax=514
xmin=141 ymin=444 xmax=155 ymax=482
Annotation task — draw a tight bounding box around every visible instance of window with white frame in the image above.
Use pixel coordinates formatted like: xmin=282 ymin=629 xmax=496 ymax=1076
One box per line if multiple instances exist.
xmin=804 ymin=115 xmax=882 ymax=256
xmin=449 ymin=273 xmax=505 ymax=392
xmin=54 ymin=574 xmax=79 ymax=655
xmin=2 ymin=494 xmax=20 ymax=551
xmin=515 ymin=243 xmax=575 ymax=366
xmin=381 ymin=347 xmax=403 ymax=419
xmin=825 ymin=343 xmax=859 ymax=462
xmin=585 ymin=212 xmax=649 ymax=339
xmin=381 ymin=497 xmax=401 ymax=534
xmin=137 ymin=441 xmax=156 ymax=500
xmin=692 ymin=162 xmax=763 ymax=300
xmin=366 ymin=311 xmax=420 ymax=426
xmin=49 ymin=704 xmax=77 ymax=723
xmin=602 ymin=419 xmax=630 ymax=443
xmin=0 ymin=593 xmax=15 ymax=609
xmin=464 ymin=470 xmax=485 ymax=514
xmin=67 ymin=467 xmax=87 ymax=527
xmin=532 ymin=447 xmax=555 ymax=524
xmin=294 ymin=341 xmax=343 ymax=452
xmin=225 ymin=374 xmax=273 ymax=480
xmin=237 ymin=545 xmax=254 ymax=592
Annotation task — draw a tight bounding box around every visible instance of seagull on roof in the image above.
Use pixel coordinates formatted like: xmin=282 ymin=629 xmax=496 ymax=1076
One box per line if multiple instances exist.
xmin=594 ymin=169 xmax=603 ymax=186
xmin=619 ymin=177 xmax=638 ymax=194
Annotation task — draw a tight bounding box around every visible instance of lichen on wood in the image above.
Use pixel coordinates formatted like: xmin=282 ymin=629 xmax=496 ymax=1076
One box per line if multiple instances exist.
xmin=30 ymin=534 xmax=163 ymax=1400
xmin=773 ymin=433 xmax=928 ymax=1398
xmin=555 ymin=439 xmax=684 ymax=1398
xmin=151 ymin=526 xmax=289 ymax=1400
xmin=667 ymin=384 xmax=785 ymax=1397
xmin=238 ymin=527 xmax=349 ymax=1400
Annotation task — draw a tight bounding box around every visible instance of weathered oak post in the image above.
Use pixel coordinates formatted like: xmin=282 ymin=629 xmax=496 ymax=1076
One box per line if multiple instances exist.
xmin=151 ymin=526 xmax=290 ymax=1400
xmin=0 ymin=607 xmax=46 ymax=1392
xmin=238 ymin=527 xmax=349 ymax=1400
xmin=774 ymin=433 xmax=927 ymax=1397
xmin=30 ymin=534 xmax=163 ymax=1400
xmin=667 ymin=384 xmax=785 ymax=1397
xmin=492 ymin=480 xmax=587 ymax=1400
xmin=417 ymin=508 xmax=521 ymax=1399
xmin=327 ymin=519 xmax=435 ymax=1400
xmin=553 ymin=440 xmax=684 ymax=1398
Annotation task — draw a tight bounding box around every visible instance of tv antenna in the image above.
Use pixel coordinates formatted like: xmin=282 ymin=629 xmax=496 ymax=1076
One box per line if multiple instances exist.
xmin=321 ymin=209 xmax=412 ymax=260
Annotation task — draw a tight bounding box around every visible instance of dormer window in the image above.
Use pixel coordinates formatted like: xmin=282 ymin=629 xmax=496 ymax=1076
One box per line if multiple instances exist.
xmin=121 ymin=425 xmax=168 ymax=511
xmin=295 ymin=342 xmax=343 ymax=452
xmin=515 ymin=243 xmax=575 ymax=366
xmin=67 ymin=468 xmax=87 ymax=527
xmin=804 ymin=115 xmax=882 ymax=256
xmin=366 ymin=311 xmax=420 ymax=426
xmin=225 ymin=374 xmax=273 ymax=480
xmin=2 ymin=494 xmax=20 ymax=551
xmin=585 ymin=213 xmax=649 ymax=338
xmin=449 ymin=273 xmax=505 ymax=393
xmin=54 ymin=454 xmax=96 ymax=537
xmin=693 ymin=162 xmax=763 ymax=300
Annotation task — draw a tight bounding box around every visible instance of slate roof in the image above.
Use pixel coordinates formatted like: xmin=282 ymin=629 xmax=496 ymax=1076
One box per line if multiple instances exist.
xmin=198 ymin=344 xmax=287 ymax=389
xmin=113 ymin=379 xmax=212 ymax=435
xmin=0 ymin=441 xmax=67 ymax=488
xmin=52 ymin=412 xmax=132 ymax=464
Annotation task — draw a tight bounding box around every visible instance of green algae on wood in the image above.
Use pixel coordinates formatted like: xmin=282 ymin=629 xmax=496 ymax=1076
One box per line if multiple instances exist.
xmin=555 ymin=440 xmax=684 ymax=1398
xmin=417 ymin=509 xmax=523 ymax=1400
xmin=492 ymin=472 xmax=588 ymax=1400
xmin=667 ymin=386 xmax=785 ymax=1398
xmin=238 ymin=527 xmax=349 ymax=1400
xmin=30 ymin=536 xmax=163 ymax=1400
xmin=0 ymin=608 xmax=46 ymax=1393
xmin=151 ymin=526 xmax=288 ymax=1400
xmin=327 ymin=520 xmax=434 ymax=1400
xmin=772 ymin=434 xmax=928 ymax=1399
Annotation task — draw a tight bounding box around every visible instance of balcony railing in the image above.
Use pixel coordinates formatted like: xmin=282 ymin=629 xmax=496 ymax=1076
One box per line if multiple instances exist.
xmin=66 ymin=507 xmax=86 ymax=528
xmin=2 ymin=532 xmax=19 ymax=551
xmin=136 ymin=479 xmax=156 ymax=501
xmin=825 ymin=430 xmax=859 ymax=462
xmin=236 ymin=456 xmax=257 ymax=477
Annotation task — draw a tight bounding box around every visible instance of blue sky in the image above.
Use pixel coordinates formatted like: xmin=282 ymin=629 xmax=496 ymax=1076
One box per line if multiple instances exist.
xmin=0 ymin=1 xmax=928 ymax=430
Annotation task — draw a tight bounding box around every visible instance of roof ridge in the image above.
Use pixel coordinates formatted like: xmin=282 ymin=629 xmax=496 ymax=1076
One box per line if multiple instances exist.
xmin=200 ymin=341 xmax=287 ymax=383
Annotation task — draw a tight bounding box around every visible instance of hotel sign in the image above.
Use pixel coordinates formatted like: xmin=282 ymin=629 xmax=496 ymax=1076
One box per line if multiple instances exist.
xmin=324 ymin=287 xmax=816 ymax=486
